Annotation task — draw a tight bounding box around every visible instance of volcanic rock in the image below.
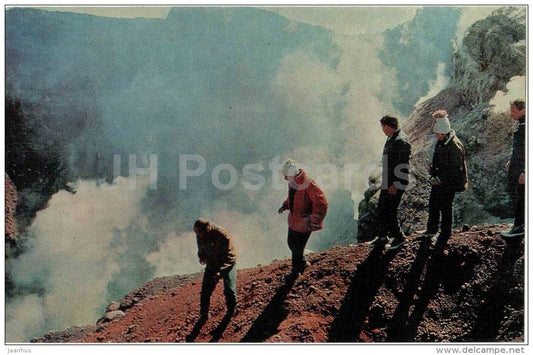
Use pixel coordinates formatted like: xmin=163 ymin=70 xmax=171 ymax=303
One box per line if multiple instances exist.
xmin=34 ymin=223 xmax=523 ymax=343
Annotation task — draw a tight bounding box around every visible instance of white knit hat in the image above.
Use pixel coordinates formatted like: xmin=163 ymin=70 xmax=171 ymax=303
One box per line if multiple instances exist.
xmin=281 ymin=159 xmax=299 ymax=177
xmin=433 ymin=117 xmax=451 ymax=134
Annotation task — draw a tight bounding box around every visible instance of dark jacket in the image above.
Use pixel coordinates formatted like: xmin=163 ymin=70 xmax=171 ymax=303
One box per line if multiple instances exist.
xmin=509 ymin=116 xmax=525 ymax=181
xmin=197 ymin=225 xmax=237 ymax=271
xmin=430 ymin=130 xmax=468 ymax=192
xmin=381 ymin=129 xmax=411 ymax=190
xmin=357 ymin=186 xmax=380 ymax=242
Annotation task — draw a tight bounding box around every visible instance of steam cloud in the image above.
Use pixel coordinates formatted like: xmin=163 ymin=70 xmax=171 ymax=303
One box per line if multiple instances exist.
xmin=5 ymin=6 xmax=497 ymax=342
xmin=6 ymin=178 xmax=148 ymax=341
xmin=489 ymin=76 xmax=526 ymax=113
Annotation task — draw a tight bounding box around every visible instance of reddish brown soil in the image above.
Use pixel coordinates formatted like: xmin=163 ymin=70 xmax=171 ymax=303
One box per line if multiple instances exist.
xmin=36 ymin=224 xmax=524 ymax=343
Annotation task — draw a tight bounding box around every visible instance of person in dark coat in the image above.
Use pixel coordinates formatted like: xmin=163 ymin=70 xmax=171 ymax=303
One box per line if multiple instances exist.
xmin=193 ymin=218 xmax=238 ymax=321
xmin=357 ymin=174 xmax=381 ymax=243
xmin=502 ymin=99 xmax=526 ymax=238
xmin=278 ymin=159 xmax=328 ymax=278
xmin=421 ymin=110 xmax=468 ymax=247
xmin=368 ymin=115 xmax=411 ymax=250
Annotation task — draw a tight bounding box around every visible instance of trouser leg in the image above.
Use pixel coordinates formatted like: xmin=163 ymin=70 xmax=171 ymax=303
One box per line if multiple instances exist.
xmin=426 ymin=187 xmax=441 ymax=233
xmin=377 ymin=190 xmax=405 ymax=239
xmin=376 ymin=191 xmax=390 ymax=238
xmin=287 ymin=228 xmax=312 ymax=272
xmin=514 ymin=184 xmax=525 ymax=227
xmin=438 ymin=191 xmax=456 ymax=242
xmin=200 ymin=266 xmax=218 ymax=317
xmin=508 ymin=173 xmax=525 ymax=228
xmin=221 ymin=263 xmax=237 ymax=313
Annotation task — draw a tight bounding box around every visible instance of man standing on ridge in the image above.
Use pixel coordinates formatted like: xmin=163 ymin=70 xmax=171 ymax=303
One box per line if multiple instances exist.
xmin=502 ymin=99 xmax=526 ymax=238
xmin=193 ymin=218 xmax=238 ymax=322
xmin=367 ymin=115 xmax=411 ymax=250
xmin=420 ymin=110 xmax=468 ymax=248
xmin=278 ymin=159 xmax=328 ymax=279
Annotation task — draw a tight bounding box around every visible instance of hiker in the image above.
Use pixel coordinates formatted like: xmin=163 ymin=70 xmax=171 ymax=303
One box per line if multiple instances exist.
xmin=357 ymin=174 xmax=381 ymax=243
xmin=193 ymin=218 xmax=238 ymax=321
xmin=420 ymin=110 xmax=468 ymax=247
xmin=501 ymin=99 xmax=525 ymax=238
xmin=367 ymin=115 xmax=411 ymax=250
xmin=278 ymin=159 xmax=328 ymax=279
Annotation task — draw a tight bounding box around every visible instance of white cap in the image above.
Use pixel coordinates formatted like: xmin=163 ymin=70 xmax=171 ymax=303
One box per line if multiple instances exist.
xmin=281 ymin=159 xmax=299 ymax=177
xmin=433 ymin=117 xmax=451 ymax=134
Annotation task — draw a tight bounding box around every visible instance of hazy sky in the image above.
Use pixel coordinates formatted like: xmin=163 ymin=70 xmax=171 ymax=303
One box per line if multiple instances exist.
xmin=263 ymin=6 xmax=419 ymax=35
xmin=25 ymin=5 xmax=420 ymax=36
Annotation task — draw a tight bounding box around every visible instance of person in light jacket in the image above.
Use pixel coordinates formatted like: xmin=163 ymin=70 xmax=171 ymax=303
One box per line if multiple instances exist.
xmin=278 ymin=159 xmax=328 ymax=278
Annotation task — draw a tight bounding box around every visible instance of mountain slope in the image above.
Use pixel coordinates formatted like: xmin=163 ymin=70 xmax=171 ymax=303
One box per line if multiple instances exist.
xmin=34 ymin=224 xmax=523 ymax=343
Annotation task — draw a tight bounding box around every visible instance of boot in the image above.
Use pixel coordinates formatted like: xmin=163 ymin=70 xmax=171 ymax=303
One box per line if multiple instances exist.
xmin=385 ymin=235 xmax=406 ymax=250
xmin=501 ymin=225 xmax=524 ymax=238
xmin=367 ymin=236 xmax=389 ymax=248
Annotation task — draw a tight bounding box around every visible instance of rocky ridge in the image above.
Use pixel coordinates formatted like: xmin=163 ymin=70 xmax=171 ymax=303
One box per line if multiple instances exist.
xmin=33 ymin=223 xmax=524 ymax=343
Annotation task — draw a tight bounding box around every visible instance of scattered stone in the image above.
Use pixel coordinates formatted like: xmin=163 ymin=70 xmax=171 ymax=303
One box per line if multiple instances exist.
xmin=106 ymin=301 xmax=120 ymax=313
xmin=99 ymin=310 xmax=125 ymax=324
xmin=124 ymin=325 xmax=138 ymax=335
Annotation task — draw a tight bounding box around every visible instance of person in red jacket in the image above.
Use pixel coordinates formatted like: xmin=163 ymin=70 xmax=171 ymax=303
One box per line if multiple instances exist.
xmin=278 ymin=159 xmax=328 ymax=278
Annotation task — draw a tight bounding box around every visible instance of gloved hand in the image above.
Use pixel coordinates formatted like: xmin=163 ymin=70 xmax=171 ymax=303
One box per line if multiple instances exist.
xmin=309 ymin=222 xmax=321 ymax=231
xmin=429 ymin=176 xmax=441 ymax=186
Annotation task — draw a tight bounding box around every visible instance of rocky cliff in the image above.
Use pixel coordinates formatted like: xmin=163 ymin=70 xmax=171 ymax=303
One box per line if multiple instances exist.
xmin=399 ymin=6 xmax=526 ymax=232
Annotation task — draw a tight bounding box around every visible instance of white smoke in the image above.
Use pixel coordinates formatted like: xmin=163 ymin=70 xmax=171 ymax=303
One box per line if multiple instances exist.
xmin=272 ymin=32 xmax=396 ymax=202
xmin=416 ymin=62 xmax=450 ymax=106
xmin=489 ymin=76 xmax=526 ymax=114
xmin=6 ymin=177 xmax=148 ymax=342
xmin=5 ymin=295 xmax=46 ymax=343
xmin=407 ymin=7 xmax=500 ymax=113
xmin=146 ymin=231 xmax=201 ymax=277
xmin=148 ymin=175 xmax=305 ymax=276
